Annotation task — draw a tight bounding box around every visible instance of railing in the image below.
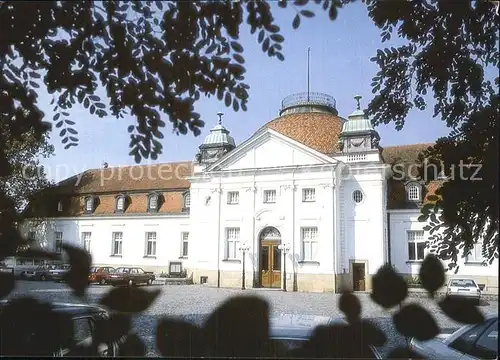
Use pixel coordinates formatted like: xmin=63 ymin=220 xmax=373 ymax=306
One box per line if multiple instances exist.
xmin=280 ymin=92 xmax=337 ymax=112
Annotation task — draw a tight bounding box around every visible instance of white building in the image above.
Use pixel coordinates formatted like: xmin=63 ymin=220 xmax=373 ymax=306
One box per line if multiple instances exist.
xmin=15 ymin=92 xmax=498 ymax=293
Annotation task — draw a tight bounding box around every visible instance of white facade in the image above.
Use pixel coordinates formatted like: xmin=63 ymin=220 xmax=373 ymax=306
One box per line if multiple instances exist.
xmin=11 ymin=94 xmax=498 ymax=293
xmin=389 ymin=210 xmax=498 ymax=292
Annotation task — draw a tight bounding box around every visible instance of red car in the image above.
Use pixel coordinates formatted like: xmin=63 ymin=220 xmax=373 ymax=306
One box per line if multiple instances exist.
xmin=88 ymin=266 xmax=115 ymax=285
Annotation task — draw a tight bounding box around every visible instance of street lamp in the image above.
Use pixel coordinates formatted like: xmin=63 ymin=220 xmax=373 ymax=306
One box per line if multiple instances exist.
xmin=278 ymin=243 xmax=291 ymax=291
xmin=239 ymin=242 xmax=250 ymax=290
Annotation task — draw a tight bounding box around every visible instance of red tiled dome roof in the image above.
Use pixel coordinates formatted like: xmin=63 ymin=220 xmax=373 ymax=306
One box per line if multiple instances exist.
xmin=258 ymin=112 xmax=346 ymax=154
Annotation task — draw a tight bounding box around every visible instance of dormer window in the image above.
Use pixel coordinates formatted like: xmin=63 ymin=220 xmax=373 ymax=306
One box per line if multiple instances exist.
xmin=148 ymin=192 xmax=160 ymax=212
xmin=182 ymin=191 xmax=190 ymax=212
xmin=84 ymin=196 xmax=97 ymax=214
xmin=406 ymin=182 xmax=422 ymax=202
xmin=115 ymin=194 xmax=128 ymax=213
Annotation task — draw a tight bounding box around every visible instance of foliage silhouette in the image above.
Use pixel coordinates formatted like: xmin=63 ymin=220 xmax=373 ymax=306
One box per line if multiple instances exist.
xmin=419 ymin=254 xmax=445 ymax=297
xmin=0 ymin=251 xmax=490 ymax=358
xmin=366 ymin=0 xmax=499 ymax=267
xmin=370 ymin=264 xmax=408 ymax=308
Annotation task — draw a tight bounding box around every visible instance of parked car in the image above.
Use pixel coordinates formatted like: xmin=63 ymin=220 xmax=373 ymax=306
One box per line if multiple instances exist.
xmin=0 ymin=263 xmax=14 ymax=275
xmin=409 ymin=314 xmax=498 ymax=359
xmin=88 ymin=267 xmax=115 ymax=285
xmin=174 ymin=313 xmax=383 ymax=358
xmin=106 ymin=267 xmax=155 ymax=286
xmin=22 ymin=264 xmax=56 ymax=281
xmin=267 ymin=313 xmax=383 ymax=358
xmin=47 ymin=264 xmax=71 ymax=282
xmin=446 ymin=278 xmax=482 ymax=303
xmin=0 ymin=300 xmax=121 ymax=356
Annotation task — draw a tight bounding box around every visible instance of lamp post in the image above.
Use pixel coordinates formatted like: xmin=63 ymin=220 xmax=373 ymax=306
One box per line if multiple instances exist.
xmin=277 ymin=243 xmax=291 ymax=292
xmin=239 ymin=242 xmax=250 ymax=290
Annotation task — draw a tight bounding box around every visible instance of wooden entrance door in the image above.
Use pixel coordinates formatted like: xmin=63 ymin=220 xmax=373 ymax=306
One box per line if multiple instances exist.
xmin=352 ymin=263 xmax=366 ymax=291
xmin=260 ymin=241 xmax=281 ymax=288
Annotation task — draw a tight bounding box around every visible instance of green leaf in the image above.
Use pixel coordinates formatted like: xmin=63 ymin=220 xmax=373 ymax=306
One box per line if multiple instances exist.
xmin=393 ymin=304 xmax=439 ymax=340
xmin=370 ymin=264 xmax=408 ymax=308
xmin=300 ymin=10 xmax=315 ymax=18
xmin=417 ymin=214 xmax=428 ymax=222
xmin=53 ymin=113 xmax=60 ymax=121
xmin=60 ymin=129 xmax=67 ymax=137
xmin=231 ymin=41 xmax=243 ymax=53
xmin=83 ymin=98 xmax=90 ymax=108
xmin=233 ymin=54 xmax=245 ymax=64
xmin=258 ymin=29 xmax=265 ymax=43
xmin=99 ymin=287 xmax=161 ymax=313
xmin=418 ymin=254 xmax=445 ymax=296
xmin=270 ymin=34 xmax=284 ymax=43
xmin=224 ymin=92 xmax=231 ymax=107
xmin=262 ymin=38 xmax=270 ymax=52
xmin=438 ymin=297 xmax=485 ymax=324
xmin=292 ymin=14 xmax=300 ymax=29
xmin=61 ymin=244 xmax=91 ymax=297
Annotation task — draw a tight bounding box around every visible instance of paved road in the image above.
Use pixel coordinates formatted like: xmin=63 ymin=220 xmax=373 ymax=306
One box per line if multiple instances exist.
xmin=6 ymin=280 xmax=499 ymax=357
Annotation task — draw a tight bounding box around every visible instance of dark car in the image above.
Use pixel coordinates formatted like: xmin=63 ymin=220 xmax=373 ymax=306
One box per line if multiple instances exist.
xmin=106 ymin=267 xmax=155 ymax=286
xmin=0 ymin=300 xmax=121 ymax=356
xmin=48 ymin=264 xmax=71 ymax=282
xmin=22 ymin=264 xmax=55 ymax=281
xmin=88 ymin=266 xmax=115 ymax=285
xmin=174 ymin=313 xmax=383 ymax=359
xmin=0 ymin=263 xmax=14 ymax=275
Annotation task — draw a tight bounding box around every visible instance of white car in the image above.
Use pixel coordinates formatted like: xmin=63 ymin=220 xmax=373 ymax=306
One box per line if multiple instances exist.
xmin=409 ymin=314 xmax=498 ymax=359
xmin=446 ymin=278 xmax=482 ymax=303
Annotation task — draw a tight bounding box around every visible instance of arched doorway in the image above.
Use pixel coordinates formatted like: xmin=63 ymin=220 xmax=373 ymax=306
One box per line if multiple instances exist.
xmin=259 ymin=227 xmax=281 ymax=288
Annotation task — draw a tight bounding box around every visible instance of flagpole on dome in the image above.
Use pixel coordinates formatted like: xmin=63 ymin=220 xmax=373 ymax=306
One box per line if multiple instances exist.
xmin=307 ymin=47 xmax=311 ymax=102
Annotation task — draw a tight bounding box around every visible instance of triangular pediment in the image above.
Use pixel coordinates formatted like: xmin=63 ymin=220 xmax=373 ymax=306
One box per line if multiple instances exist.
xmin=206 ymin=128 xmax=336 ymax=172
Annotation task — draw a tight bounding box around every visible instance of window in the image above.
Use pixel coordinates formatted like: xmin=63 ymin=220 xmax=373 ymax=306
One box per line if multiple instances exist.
xmin=116 ymin=196 xmax=125 ymax=212
xmin=145 ymin=232 xmax=157 ymax=257
xmin=227 ymin=191 xmax=239 ymax=205
xmin=471 ymin=319 xmax=498 ymax=359
xmin=111 ymin=232 xmax=123 ymax=256
xmin=263 ymin=190 xmax=276 ymax=203
xmin=407 ymin=230 xmax=426 ymax=261
xmin=466 ymin=242 xmax=485 ymax=263
xmin=352 ymin=190 xmax=363 ymax=203
xmin=181 ymin=232 xmax=189 ymax=257
xmin=27 ymin=231 xmax=36 ymax=242
xmin=225 ymin=227 xmax=240 ymax=260
xmin=85 ymin=197 xmax=94 ymax=212
xmin=73 ymin=318 xmax=92 ymax=344
xmin=408 ymin=184 xmax=421 ymax=201
xmin=302 ymin=188 xmax=315 ymax=202
xmin=148 ymin=193 xmax=159 ymax=212
xmin=301 ymin=227 xmax=318 ymax=261
xmin=57 ymin=201 xmax=63 ymax=212
xmin=449 ymin=319 xmax=497 ymax=357
xmin=82 ymin=232 xmax=91 ymax=251
xmin=183 ymin=192 xmax=191 ymax=210
xmin=55 ymin=231 xmax=63 ymax=254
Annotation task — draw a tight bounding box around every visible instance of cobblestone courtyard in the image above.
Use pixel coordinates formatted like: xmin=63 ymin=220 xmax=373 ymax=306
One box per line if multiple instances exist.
xmin=7 ymin=281 xmax=499 ymax=356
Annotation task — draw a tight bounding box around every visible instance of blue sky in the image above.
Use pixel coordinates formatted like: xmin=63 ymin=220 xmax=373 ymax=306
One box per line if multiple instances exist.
xmin=39 ymin=2 xmax=452 ymax=182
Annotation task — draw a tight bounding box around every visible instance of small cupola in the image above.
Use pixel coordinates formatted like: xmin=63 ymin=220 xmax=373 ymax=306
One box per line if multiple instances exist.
xmin=338 ymin=95 xmax=380 ymax=154
xmin=195 ymin=112 xmax=236 ymax=165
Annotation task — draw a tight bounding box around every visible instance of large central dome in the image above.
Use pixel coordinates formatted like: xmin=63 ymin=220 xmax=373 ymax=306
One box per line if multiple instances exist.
xmin=258 ymin=92 xmax=346 ymax=155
